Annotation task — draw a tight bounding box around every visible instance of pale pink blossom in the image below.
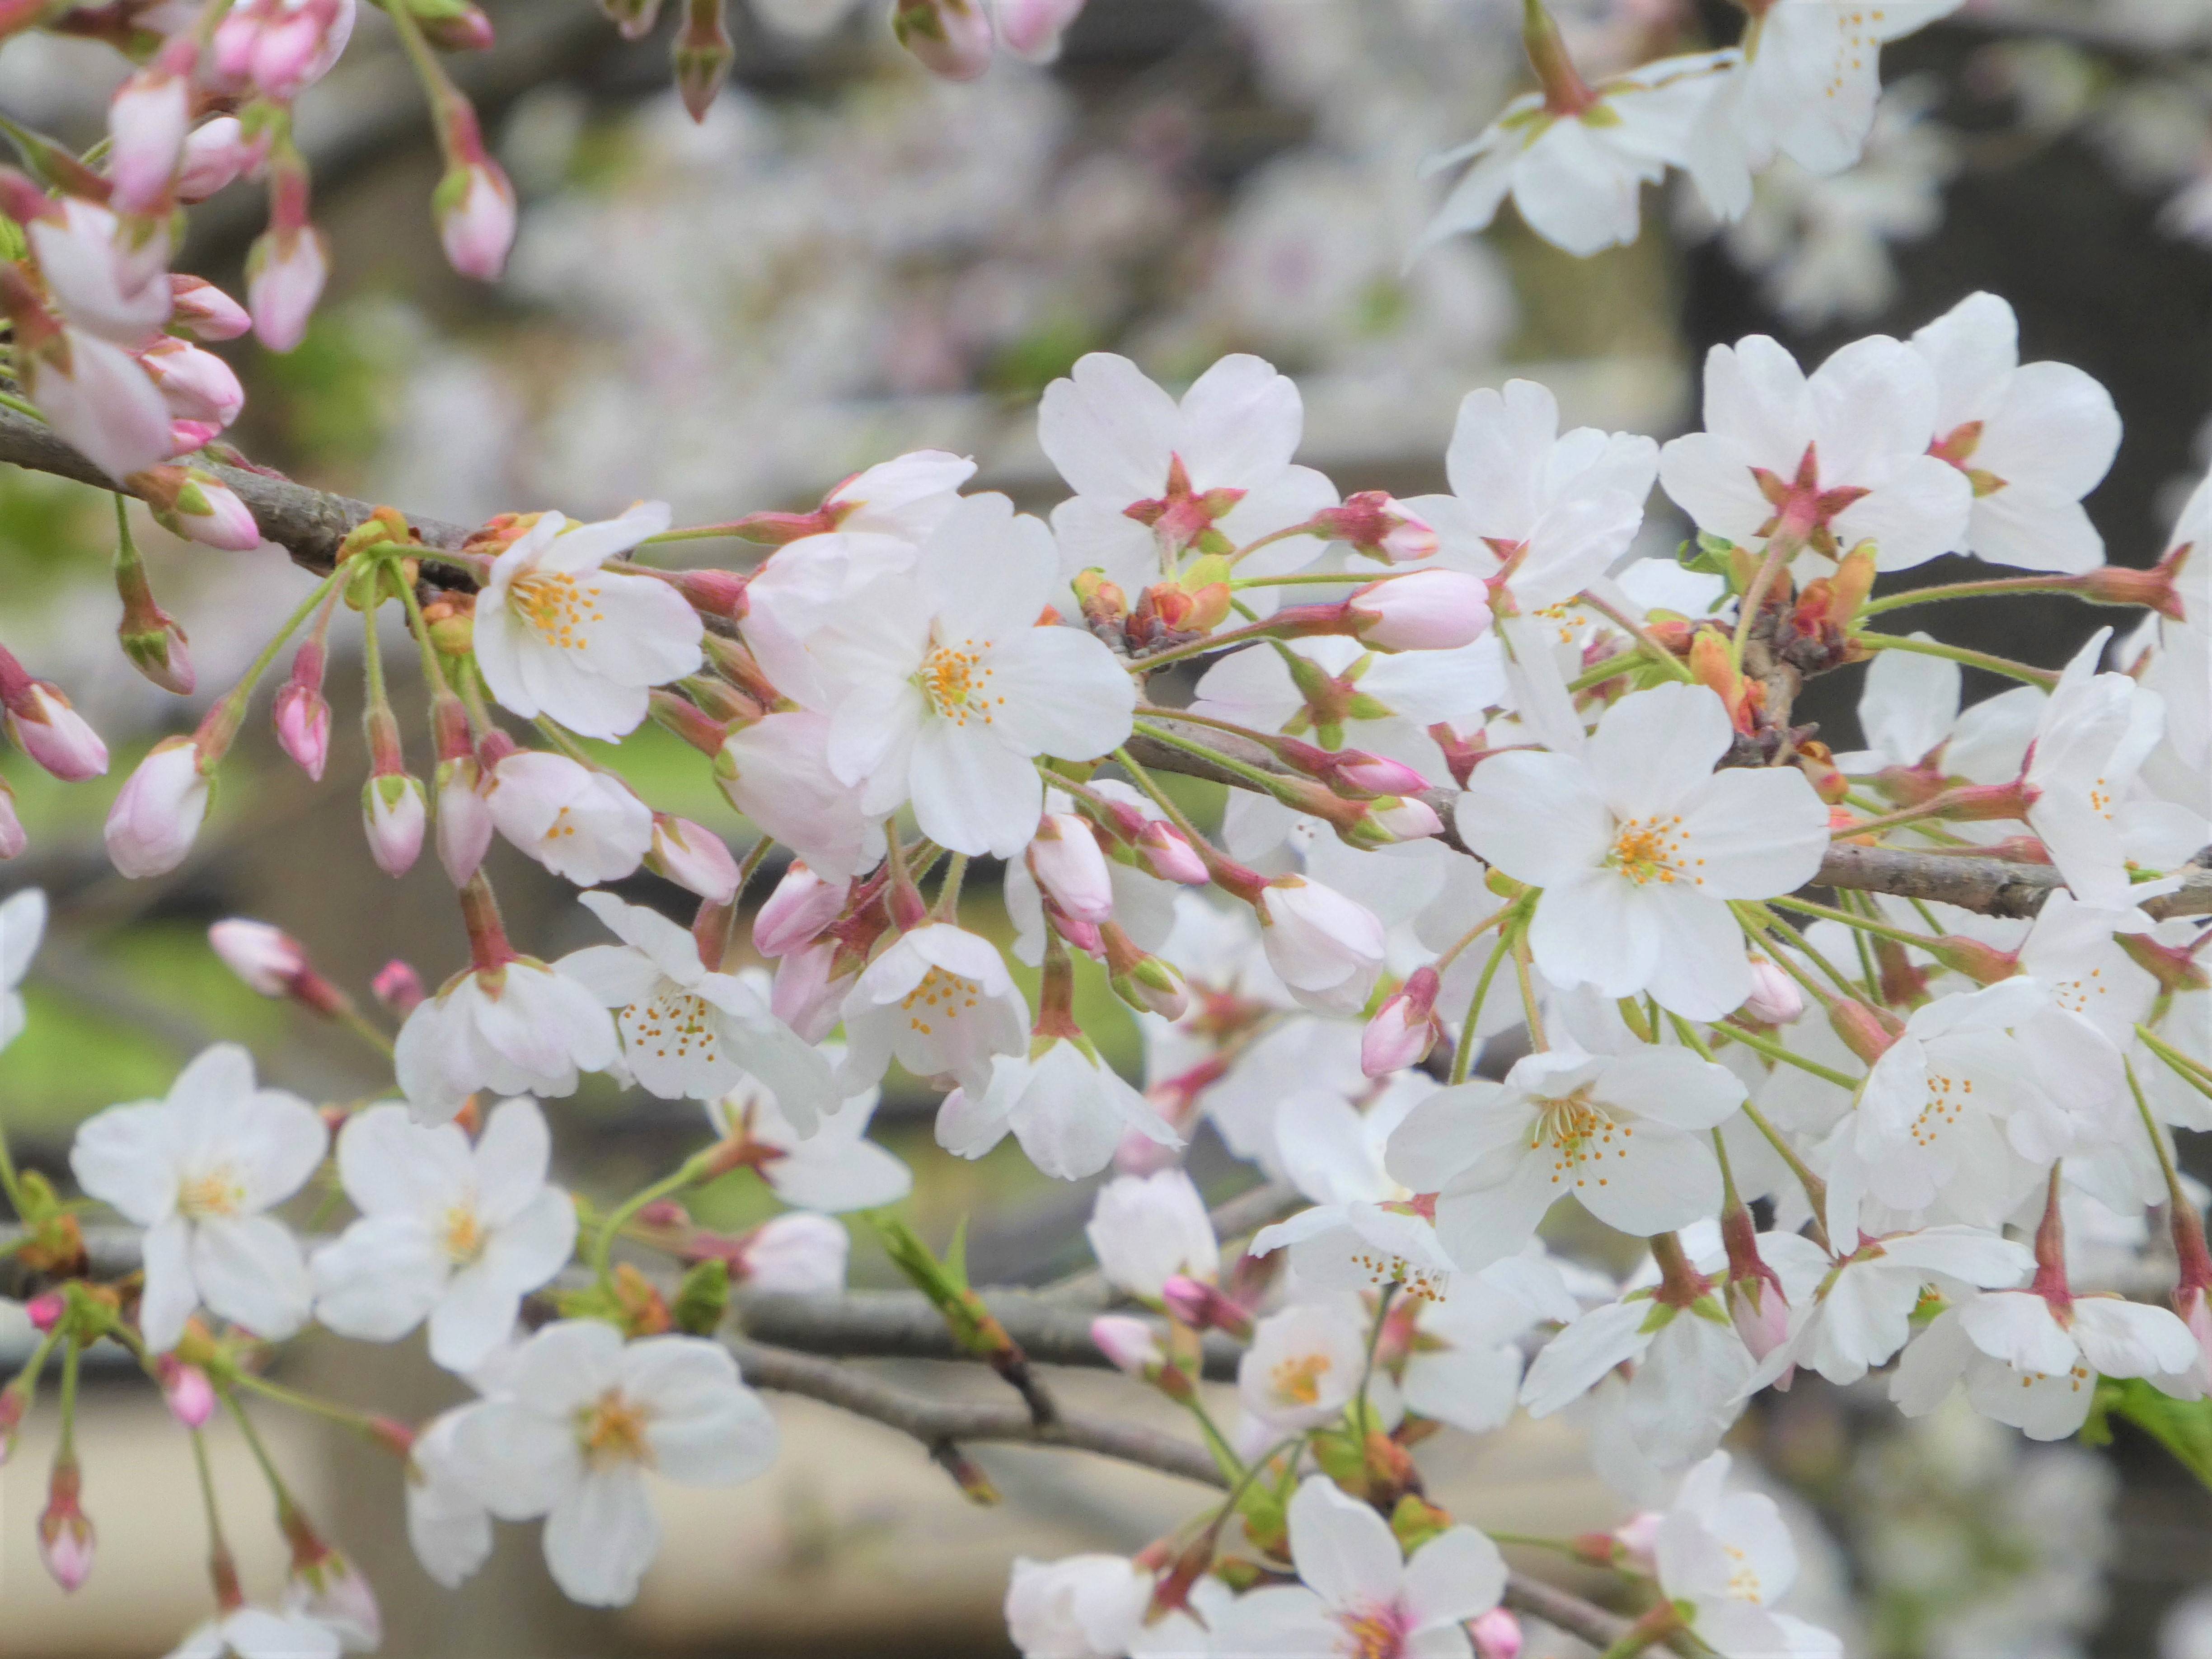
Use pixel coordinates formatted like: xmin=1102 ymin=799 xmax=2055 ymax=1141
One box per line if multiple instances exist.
xmin=753 ymin=862 xmax=844 ymax=958
xmin=995 ymin=0 xmax=1085 ymax=61
xmin=362 ymin=773 xmax=427 ymax=877
xmin=106 ymin=45 xmax=195 ymax=214
xmin=1 ymin=676 xmax=108 ymax=782
xmin=436 ymin=160 xmax=517 ymax=282
xmin=175 ymin=119 xmax=267 ymax=205
xmin=104 ymin=739 xmax=209 ymax=878
xmin=647 ymin=815 xmax=738 ymax=904
xmin=245 ymin=226 xmax=330 ymax=353
xmin=485 ymin=751 xmax=651 ymax=885
xmin=892 ymin=0 xmax=993 ymax=79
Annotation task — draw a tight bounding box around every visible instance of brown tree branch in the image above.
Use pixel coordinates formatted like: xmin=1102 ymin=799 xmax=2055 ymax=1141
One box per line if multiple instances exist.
xmin=728 ymin=1338 xmax=1645 ymax=1653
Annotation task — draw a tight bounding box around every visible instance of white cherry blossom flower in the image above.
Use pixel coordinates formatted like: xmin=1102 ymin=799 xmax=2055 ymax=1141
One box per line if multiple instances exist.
xmin=812 ymin=493 xmax=1136 ymax=858
xmin=1388 ymin=1045 xmax=1746 ymax=1270
xmin=394 ymin=957 xmax=618 ymax=1125
xmin=2021 ymin=627 xmax=2166 ymax=907
xmin=735 ymin=1212 xmax=849 ymax=1293
xmin=1747 ymin=1226 xmax=2033 ymax=1389
xmin=1 ymin=886 xmax=45 ymax=1051
xmin=1420 ymin=52 xmax=1737 ymax=258
xmin=1658 ymin=331 xmax=1974 ymax=573
xmin=1004 ymin=1556 xmax=1153 ymax=1659
xmin=838 ymin=922 xmax=1027 ymax=1095
xmin=404 ymin=1410 xmax=493 ymax=1591
xmin=1039 ymin=352 xmax=1339 ymax=602
xmin=557 ymin=891 xmax=837 ymax=1125
xmin=1457 ymin=682 xmax=1831 ymax=1017
xmin=1253 ymin=1078 xmax=1458 ymax=1302
xmin=1238 ymin=1295 xmax=1373 ymax=1432
xmin=704 ymin=1061 xmax=912 ymax=1212
xmin=938 ymin=1036 xmax=1179 ymax=1181
xmin=1395 ymin=1251 xmax=1582 ymax=1436
xmin=310 ymin=1100 xmax=577 ymax=1374
xmin=449 ymin=1321 xmax=778 ymax=1608
xmin=717 ymin=710 xmax=885 ymax=882
xmin=70 ymin=1044 xmax=326 ymax=1351
xmin=1403 ymin=379 xmax=1659 ymax=752
xmin=1254 ymin=876 xmax=1389 ymax=1017
xmin=1688 ymin=0 xmax=1966 ymax=223
xmin=1212 ymin=1476 xmax=1507 ymax=1659
xmin=165 ymin=1606 xmax=342 ymax=1659
xmin=1893 ymin=1289 xmax=2199 ymax=1439
xmin=1911 ymin=291 xmax=2121 ymax=573
xmin=1652 ymin=1451 xmax=1843 ymax=1659
xmin=1084 ymin=1168 xmax=1219 ymax=1302
xmin=484 ymin=751 xmax=652 ymax=886
xmin=473 ymin=502 xmax=703 ymax=741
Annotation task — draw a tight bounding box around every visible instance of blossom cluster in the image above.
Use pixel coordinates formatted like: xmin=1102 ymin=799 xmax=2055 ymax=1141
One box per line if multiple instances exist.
xmin=1 ymin=268 xmax=2208 ymax=1657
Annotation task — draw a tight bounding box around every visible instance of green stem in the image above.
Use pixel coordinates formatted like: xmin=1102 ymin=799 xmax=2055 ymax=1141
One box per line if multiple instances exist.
xmin=1131 ymin=719 xmax=1302 ymax=803
xmin=1860 ymin=575 xmax=2098 ymax=618
xmin=1353 ymin=1283 xmax=1397 ymax=1437
xmin=0 ymin=389 xmax=41 ymax=422
xmin=1453 ymin=928 xmax=1518 ymax=1085
xmin=1511 ymin=929 xmax=1548 ymax=1050
xmin=390 ymin=560 xmax=456 ymax=701
xmin=1113 ymin=745 xmax=1213 ymax=852
xmin=935 ymin=854 xmax=970 ymax=922
xmin=1672 ymin=1015 xmax=1834 ymax=1247
xmin=1710 ymin=1017 xmax=1859 ymax=1091
xmin=2123 ymin=1057 xmax=2189 ymax=1206
xmin=1855 ymin=630 xmax=2058 ymax=689
xmin=1762 ymin=894 xmax=1940 ymax=953
xmin=593 ymin=1150 xmax=718 ymax=1287
xmin=1578 ymin=593 xmax=1693 ymax=683
xmin=2138 ymin=1026 xmax=2212 ymax=1102
xmin=229 ymin=1371 xmax=387 ymax=1437
xmin=1566 ymin=651 xmax=1636 ymax=693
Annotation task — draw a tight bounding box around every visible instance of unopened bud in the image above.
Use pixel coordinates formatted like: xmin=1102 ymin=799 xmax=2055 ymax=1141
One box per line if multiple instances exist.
xmin=1110 ymin=953 xmax=1189 ymax=1020
xmin=1345 ymin=570 xmax=1491 ymax=651
xmin=1135 ymin=820 xmax=1209 ymax=885
xmin=362 ymin=773 xmax=427 ymax=878
xmin=649 ymin=815 xmax=740 ymax=904
xmin=1741 ymin=956 xmax=1805 ymax=1026
xmin=1828 ymin=998 xmax=1900 ymax=1066
xmin=2 ymin=679 xmax=108 ymax=782
xmin=1364 ymin=967 xmax=1443 ymax=1075
xmin=1073 ymin=568 xmax=1128 ymax=637
xmin=156 ymin=1356 xmax=216 ymax=1429
xmin=434 ymin=159 xmax=516 ymax=282
xmin=674 ymin=0 xmax=736 ymax=120
xmin=1317 ymin=491 xmax=1439 ymax=564
xmin=1090 ymin=1313 xmax=1164 ymax=1376
xmin=26 ymin=1292 xmax=63 ymax=1333
xmin=38 ymin=1459 xmax=93 ymax=1593
xmin=667 ymin=567 xmax=750 ymax=622
xmin=371 ymin=960 xmax=425 ymax=1015
xmin=892 ymin=0 xmax=994 ymax=79
xmin=1161 ymin=1273 xmax=1253 ymax=1340
xmin=1470 ymin=1608 xmax=1523 ymax=1659
xmin=754 ymin=862 xmax=844 ymax=958
xmin=209 ymin=919 xmax=349 ymax=1017
xmin=1340 ymin=794 xmax=1442 ymax=849
xmin=1030 ymin=812 xmax=1114 ymax=924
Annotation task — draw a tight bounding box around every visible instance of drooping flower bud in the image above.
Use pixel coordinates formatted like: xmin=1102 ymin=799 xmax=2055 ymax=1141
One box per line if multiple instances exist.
xmin=370 ymin=959 xmax=425 ymax=1016
xmin=1363 ymin=966 xmax=1443 ymax=1076
xmin=0 ymin=652 xmax=108 ymax=781
xmin=754 ymin=862 xmax=844 ymax=958
xmin=174 ymin=119 xmax=267 ymax=207
xmin=104 ymin=738 xmax=210 ymax=878
xmin=648 ymin=814 xmax=740 ymax=904
xmin=996 ymin=0 xmax=1087 ymax=61
xmin=209 ymin=918 xmax=353 ymax=1018
xmin=140 ymin=465 xmax=261 ymax=551
xmin=1161 ymin=1273 xmax=1254 ymax=1340
xmin=106 ymin=40 xmax=195 ymax=213
xmin=38 ymin=1456 xmax=94 ymax=1592
xmin=1091 ymin=1314 xmax=1166 ymax=1378
xmin=673 ymin=0 xmax=736 ymax=120
xmin=1741 ymin=955 xmax=1805 ymax=1026
xmin=434 ymin=157 xmax=516 ymax=282
xmin=273 ymin=672 xmax=333 ymax=784
xmin=891 ymin=0 xmax=994 ymax=79
xmin=1470 ymin=1608 xmax=1523 ymax=1659
xmin=1345 ymin=570 xmax=1492 ymax=651
xmin=246 ymin=157 xmax=329 ymax=353
xmin=155 ymin=1356 xmax=216 ymax=1430
xmin=1029 ymin=812 xmax=1114 ymax=924
xmin=734 ymin=1212 xmax=849 ymax=1294
xmin=362 ymin=773 xmax=427 ymax=878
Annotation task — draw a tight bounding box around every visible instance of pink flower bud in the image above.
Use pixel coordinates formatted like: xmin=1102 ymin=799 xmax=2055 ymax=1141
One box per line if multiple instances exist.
xmin=1742 ymin=955 xmax=1805 ymax=1026
xmin=286 ymin=1545 xmax=381 ymax=1652
xmin=362 ymin=773 xmax=427 ymax=877
xmin=434 ymin=759 xmax=493 ymax=888
xmin=996 ymin=0 xmax=1086 ymax=60
xmin=1325 ymin=749 xmax=1431 ymax=797
xmin=1362 ymin=966 xmax=1442 ymax=1076
xmin=273 ymin=681 xmax=332 ymax=782
xmin=174 ymin=118 xmax=266 ymax=206
xmin=1728 ymin=1276 xmax=1793 ymax=1366
xmin=648 ymin=815 xmax=740 ymax=904
xmin=168 ymin=275 xmax=253 ymax=342
xmin=420 ymin=4 xmax=495 ymax=51
xmin=772 ymin=937 xmax=856 ymax=1043
xmin=1470 ymin=1609 xmax=1523 ymax=1659
xmin=1160 ymin=1274 xmax=1252 ymax=1340
xmin=1114 ymin=1124 xmax=1182 ymax=1176
xmin=754 ymin=861 xmax=844 ymax=958
xmin=1346 ymin=795 xmax=1442 ymax=848
xmin=107 ymin=47 xmax=193 ymax=214
xmin=3 ymin=681 xmax=108 ymax=781
xmin=0 ymin=782 xmax=24 ymax=860
xmin=25 ymin=1293 xmax=63 ymax=1333
xmin=1109 ymin=952 xmax=1188 ymax=1020
xmin=246 ymin=226 xmax=329 ymax=354
xmin=371 ymin=959 xmax=425 ymax=1015
xmin=436 ymin=160 xmax=516 ymax=282
xmin=1317 ymin=491 xmax=1440 ymax=564
xmin=1135 ymin=820 xmax=1209 ymax=885
xmin=156 ymin=1357 xmax=216 ymax=1430
xmin=736 ymin=1212 xmax=848 ymax=1294
xmin=1347 ymin=570 xmax=1492 ymax=651
xmin=104 ymin=738 xmax=209 ymax=878
xmin=1090 ymin=1314 xmax=1164 ymax=1376
xmin=1828 ymin=998 xmax=1901 ymax=1067
xmin=1030 ymin=812 xmax=1114 ymax=923
xmin=38 ymin=1462 xmax=94 ymax=1592
xmin=1611 ymin=1512 xmax=1661 ymax=1575
xmin=140 ymin=338 xmax=245 ymax=433
xmin=892 ymin=0 xmax=994 ymax=79
xmin=150 ymin=470 xmax=260 ymax=550
xmin=209 ymin=918 xmax=308 ymax=997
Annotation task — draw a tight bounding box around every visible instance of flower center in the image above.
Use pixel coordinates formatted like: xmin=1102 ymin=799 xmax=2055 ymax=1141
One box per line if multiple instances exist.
xmin=901 ymin=967 xmax=982 ymax=1038
xmin=1335 ymin=1604 xmax=1411 ymax=1659
xmin=1607 ymin=814 xmax=1700 ymax=886
xmin=1528 ymin=1086 xmax=1632 ymax=1190
xmin=1723 ymin=1543 xmax=1763 ymax=1604
xmin=622 ymin=989 xmax=722 ymax=1066
xmin=1269 ymin=1351 xmax=1332 ymax=1406
xmin=441 ymin=1204 xmax=485 ymax=1265
xmin=578 ymin=1389 xmax=653 ymax=1470
xmin=918 ymin=639 xmax=998 ymax=725
xmin=1911 ymin=1071 xmax=1972 ymax=1146
xmin=510 ymin=570 xmax=607 ymax=651
xmin=178 ymin=1165 xmax=246 ymax=1219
